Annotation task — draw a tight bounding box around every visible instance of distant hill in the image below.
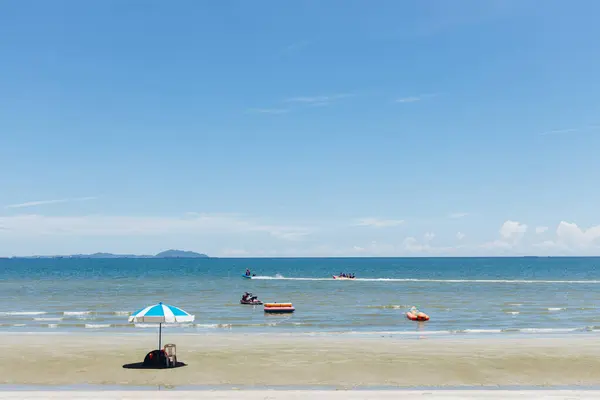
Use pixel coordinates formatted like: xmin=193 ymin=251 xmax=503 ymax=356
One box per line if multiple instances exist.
xmin=12 ymin=250 xmax=209 ymax=259
xmin=154 ymin=250 xmax=208 ymax=258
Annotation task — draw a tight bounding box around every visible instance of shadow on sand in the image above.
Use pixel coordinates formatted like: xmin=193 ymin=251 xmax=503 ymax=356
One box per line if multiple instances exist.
xmin=122 ymin=350 xmax=187 ymax=369
xmin=122 ymin=361 xmax=187 ymax=370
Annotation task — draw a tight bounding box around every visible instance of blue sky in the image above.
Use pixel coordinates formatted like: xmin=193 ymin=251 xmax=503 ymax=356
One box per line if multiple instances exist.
xmin=1 ymin=0 xmax=599 ymax=257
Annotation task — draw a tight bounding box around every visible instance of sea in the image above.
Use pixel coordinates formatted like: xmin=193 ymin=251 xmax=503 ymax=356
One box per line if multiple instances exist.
xmin=1 ymin=257 xmax=600 ymax=337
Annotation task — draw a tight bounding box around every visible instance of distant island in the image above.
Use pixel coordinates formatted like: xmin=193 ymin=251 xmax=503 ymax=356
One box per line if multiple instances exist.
xmin=155 ymin=250 xmax=209 ymax=258
xmin=11 ymin=249 xmax=209 ymax=259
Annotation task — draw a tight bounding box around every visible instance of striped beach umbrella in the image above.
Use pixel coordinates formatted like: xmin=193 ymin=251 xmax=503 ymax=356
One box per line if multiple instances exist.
xmin=128 ymin=302 xmax=195 ymax=350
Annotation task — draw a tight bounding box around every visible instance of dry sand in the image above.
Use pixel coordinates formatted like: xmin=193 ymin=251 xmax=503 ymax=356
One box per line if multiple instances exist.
xmin=2 ymin=333 xmax=600 ymax=387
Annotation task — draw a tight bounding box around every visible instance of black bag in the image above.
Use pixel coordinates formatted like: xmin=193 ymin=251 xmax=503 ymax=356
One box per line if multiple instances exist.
xmin=142 ymin=349 xmax=167 ymax=368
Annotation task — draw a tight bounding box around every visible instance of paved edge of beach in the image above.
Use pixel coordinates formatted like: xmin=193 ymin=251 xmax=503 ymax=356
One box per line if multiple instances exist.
xmin=1 ymin=390 xmax=600 ymax=399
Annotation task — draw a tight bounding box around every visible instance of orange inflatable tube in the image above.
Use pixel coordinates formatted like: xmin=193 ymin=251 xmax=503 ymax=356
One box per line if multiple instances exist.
xmin=264 ymin=303 xmax=295 ymax=313
xmin=406 ymin=310 xmax=429 ymax=321
xmin=264 ymin=303 xmax=293 ymax=308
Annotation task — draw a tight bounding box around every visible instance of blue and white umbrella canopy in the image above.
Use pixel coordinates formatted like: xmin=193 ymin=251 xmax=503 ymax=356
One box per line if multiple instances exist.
xmin=128 ymin=302 xmax=194 ymax=351
xmin=129 ymin=302 xmax=195 ymax=324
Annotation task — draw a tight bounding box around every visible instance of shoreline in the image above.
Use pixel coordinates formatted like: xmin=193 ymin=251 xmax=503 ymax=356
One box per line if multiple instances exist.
xmin=3 ymin=328 xmax=600 ymax=338
xmin=2 ymin=334 xmax=600 ymax=387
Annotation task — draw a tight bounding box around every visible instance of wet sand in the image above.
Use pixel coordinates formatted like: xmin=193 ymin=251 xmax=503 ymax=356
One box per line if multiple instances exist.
xmin=1 ymin=333 xmax=600 ymax=387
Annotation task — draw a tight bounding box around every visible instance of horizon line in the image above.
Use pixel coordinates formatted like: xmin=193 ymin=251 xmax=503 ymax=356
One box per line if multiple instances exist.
xmin=2 ymin=255 xmax=599 ymax=259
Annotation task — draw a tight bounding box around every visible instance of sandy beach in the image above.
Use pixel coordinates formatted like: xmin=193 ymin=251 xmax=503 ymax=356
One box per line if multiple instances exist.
xmin=1 ymin=333 xmax=600 ymax=388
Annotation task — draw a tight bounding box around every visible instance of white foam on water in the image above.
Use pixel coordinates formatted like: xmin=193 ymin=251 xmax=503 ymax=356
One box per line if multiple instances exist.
xmin=63 ymin=311 xmax=92 ymax=316
xmin=520 ymin=328 xmax=578 ymax=333
xmin=548 ymin=307 xmax=566 ymax=311
xmin=34 ymin=317 xmax=63 ymax=321
xmin=367 ymin=305 xmax=407 ymax=309
xmin=134 ymin=324 xmax=155 ymax=329
xmin=195 ymin=323 xmax=223 ymax=329
xmin=113 ymin=311 xmax=130 ymax=316
xmin=250 ymin=276 xmax=600 ymax=284
xmin=506 ymin=311 xmax=520 ymax=315
xmin=325 ymin=330 xmax=455 ymax=336
xmin=47 ymin=324 xmax=58 ymax=328
xmin=0 ymin=311 xmax=47 ymax=316
xmin=134 ymin=323 xmax=194 ymax=329
xmin=461 ymin=329 xmax=503 ymax=334
xmin=85 ymin=324 xmax=111 ymax=329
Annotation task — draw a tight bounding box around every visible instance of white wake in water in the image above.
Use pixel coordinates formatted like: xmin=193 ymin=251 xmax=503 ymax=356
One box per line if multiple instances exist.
xmin=250 ymin=275 xmax=600 ymax=284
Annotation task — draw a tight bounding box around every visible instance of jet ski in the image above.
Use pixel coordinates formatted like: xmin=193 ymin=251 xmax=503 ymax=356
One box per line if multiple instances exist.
xmin=240 ymin=292 xmax=263 ymax=305
xmin=242 ymin=270 xmax=256 ymax=279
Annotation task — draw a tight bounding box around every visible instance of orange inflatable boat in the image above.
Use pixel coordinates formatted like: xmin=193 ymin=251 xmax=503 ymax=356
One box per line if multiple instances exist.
xmin=264 ymin=303 xmax=295 ymax=313
xmin=406 ymin=307 xmax=429 ymax=321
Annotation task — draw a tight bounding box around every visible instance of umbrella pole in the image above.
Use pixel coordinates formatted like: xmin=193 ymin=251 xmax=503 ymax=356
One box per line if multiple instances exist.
xmin=158 ymin=323 xmax=162 ymax=351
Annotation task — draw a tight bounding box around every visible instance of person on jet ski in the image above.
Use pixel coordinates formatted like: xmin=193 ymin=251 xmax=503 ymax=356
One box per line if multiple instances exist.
xmin=243 ymin=291 xmax=257 ymax=299
xmin=245 ymin=268 xmax=251 ymax=276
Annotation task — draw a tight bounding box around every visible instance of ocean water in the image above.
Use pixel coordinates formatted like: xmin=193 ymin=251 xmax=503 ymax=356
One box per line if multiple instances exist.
xmin=1 ymin=257 xmax=600 ymax=336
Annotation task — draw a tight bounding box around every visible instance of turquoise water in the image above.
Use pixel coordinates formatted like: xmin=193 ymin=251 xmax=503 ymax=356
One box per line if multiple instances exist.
xmin=1 ymin=257 xmax=600 ymax=336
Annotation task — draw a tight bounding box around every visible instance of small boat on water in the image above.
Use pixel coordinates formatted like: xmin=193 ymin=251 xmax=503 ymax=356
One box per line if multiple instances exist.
xmin=241 ymin=275 xmax=252 ymax=279
xmin=332 ymin=275 xmax=355 ymax=280
xmin=406 ymin=307 xmax=429 ymax=321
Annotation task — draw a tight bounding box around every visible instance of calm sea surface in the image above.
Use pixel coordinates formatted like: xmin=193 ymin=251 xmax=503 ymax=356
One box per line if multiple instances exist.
xmin=1 ymin=257 xmax=600 ymax=336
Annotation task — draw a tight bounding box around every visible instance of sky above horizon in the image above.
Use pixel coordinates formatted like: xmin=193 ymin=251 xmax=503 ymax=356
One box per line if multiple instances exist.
xmin=1 ymin=0 xmax=599 ymax=257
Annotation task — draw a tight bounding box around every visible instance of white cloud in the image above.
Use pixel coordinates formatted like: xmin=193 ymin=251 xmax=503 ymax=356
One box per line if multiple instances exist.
xmin=6 ymin=197 xmax=96 ymax=209
xmin=402 ymin=236 xmax=459 ymax=255
xmin=285 ymin=93 xmax=353 ymax=106
xmin=532 ymin=240 xmax=566 ymax=251
xmin=221 ymin=248 xmax=251 ymax=256
xmin=396 ymin=93 xmax=437 ymax=103
xmin=480 ymin=239 xmax=513 ymax=250
xmin=539 ymin=125 xmax=600 ymax=136
xmin=354 ymin=218 xmax=405 ymax=228
xmin=396 ymin=96 xmax=422 ymax=103
xmin=4 ymin=211 xmax=599 ymax=257
xmin=539 ymin=127 xmax=578 ymax=136
xmin=402 ymin=237 xmax=421 ymax=251
xmin=448 ymin=212 xmax=469 ymax=219
xmin=475 ymin=220 xmax=600 ymax=255
xmin=555 ymin=221 xmax=600 ymax=249
xmin=480 ymin=220 xmax=527 ymax=251
xmin=0 ymin=213 xmax=310 ymax=241
xmin=499 ymin=220 xmax=527 ymax=241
